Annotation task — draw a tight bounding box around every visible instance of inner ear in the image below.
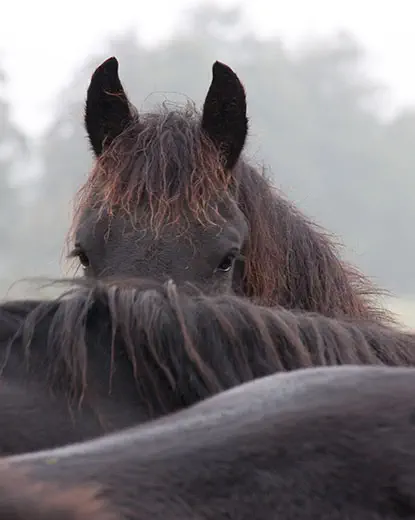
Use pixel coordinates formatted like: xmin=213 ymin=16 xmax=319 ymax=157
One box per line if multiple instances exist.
xmin=84 ymin=57 xmax=134 ymax=157
xmin=201 ymin=61 xmax=248 ymax=170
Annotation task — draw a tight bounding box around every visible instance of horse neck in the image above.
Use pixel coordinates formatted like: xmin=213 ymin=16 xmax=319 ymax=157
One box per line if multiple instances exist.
xmin=273 ymin=202 xmax=388 ymax=320
xmin=236 ymin=164 xmax=394 ymax=324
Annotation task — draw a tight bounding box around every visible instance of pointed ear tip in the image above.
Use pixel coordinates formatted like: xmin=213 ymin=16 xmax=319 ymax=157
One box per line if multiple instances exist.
xmin=212 ymin=60 xmax=231 ymax=74
xmin=105 ymin=56 xmax=118 ymax=66
xmin=92 ymin=56 xmax=119 ymax=78
xmin=102 ymin=56 xmax=119 ymax=72
xmin=211 ymin=61 xmax=245 ymax=89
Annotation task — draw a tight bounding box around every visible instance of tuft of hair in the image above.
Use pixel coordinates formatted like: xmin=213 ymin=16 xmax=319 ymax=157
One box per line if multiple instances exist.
xmin=4 ymin=278 xmax=414 ymax=414
xmin=0 ymin=463 xmax=119 ymax=520
xmin=72 ymin=101 xmax=234 ymax=241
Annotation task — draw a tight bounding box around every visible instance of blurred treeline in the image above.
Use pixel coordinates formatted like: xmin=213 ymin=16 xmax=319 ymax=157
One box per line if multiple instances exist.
xmin=1 ymin=5 xmax=414 ymax=297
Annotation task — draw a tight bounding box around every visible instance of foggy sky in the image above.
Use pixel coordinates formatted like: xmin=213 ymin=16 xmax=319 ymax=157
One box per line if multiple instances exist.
xmin=1 ymin=0 xmax=415 ymax=136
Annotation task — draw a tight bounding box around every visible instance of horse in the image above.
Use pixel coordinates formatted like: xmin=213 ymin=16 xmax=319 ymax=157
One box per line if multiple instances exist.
xmin=0 ymin=277 xmax=413 ymax=456
xmin=70 ymin=56 xmax=393 ymax=324
xmin=3 ymin=364 xmax=415 ymax=519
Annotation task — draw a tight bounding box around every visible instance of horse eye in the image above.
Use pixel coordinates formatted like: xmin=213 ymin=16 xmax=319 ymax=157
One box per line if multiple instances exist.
xmin=78 ymin=251 xmax=90 ymax=269
xmin=75 ymin=250 xmax=90 ymax=269
xmin=216 ymin=253 xmax=236 ymax=273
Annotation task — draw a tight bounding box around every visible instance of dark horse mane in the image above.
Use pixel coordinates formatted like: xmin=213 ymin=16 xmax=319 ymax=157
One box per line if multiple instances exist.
xmin=71 ymin=98 xmax=392 ymax=323
xmin=74 ymin=104 xmax=232 ymax=233
xmin=2 ymin=278 xmax=414 ymax=413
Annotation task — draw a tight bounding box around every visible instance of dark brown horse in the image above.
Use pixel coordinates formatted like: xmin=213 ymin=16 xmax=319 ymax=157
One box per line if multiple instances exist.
xmin=3 ymin=365 xmax=415 ymax=519
xmin=70 ymin=56 xmax=392 ymax=323
xmin=0 ymin=277 xmax=413 ymax=455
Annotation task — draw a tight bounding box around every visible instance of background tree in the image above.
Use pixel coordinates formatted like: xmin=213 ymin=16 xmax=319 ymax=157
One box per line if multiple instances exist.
xmin=0 ymin=63 xmax=29 ymax=289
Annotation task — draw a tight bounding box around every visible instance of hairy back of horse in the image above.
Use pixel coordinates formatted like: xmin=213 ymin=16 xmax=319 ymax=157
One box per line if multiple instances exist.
xmin=0 ymin=279 xmax=414 ymax=456
xmin=0 ymin=285 xmax=149 ymax=455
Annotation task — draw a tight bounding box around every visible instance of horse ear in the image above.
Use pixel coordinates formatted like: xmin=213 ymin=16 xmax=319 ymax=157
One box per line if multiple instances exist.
xmin=201 ymin=61 xmax=248 ymax=170
xmin=84 ymin=57 xmax=134 ymax=157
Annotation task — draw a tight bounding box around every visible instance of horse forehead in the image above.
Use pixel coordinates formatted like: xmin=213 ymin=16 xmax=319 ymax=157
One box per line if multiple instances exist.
xmin=79 ymin=205 xmax=246 ymax=247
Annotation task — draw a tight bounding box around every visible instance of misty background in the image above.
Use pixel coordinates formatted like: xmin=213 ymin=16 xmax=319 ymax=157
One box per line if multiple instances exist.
xmin=1 ymin=1 xmax=415 ymax=325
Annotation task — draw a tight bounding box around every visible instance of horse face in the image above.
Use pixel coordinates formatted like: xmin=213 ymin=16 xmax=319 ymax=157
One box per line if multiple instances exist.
xmin=73 ymin=201 xmax=248 ymax=295
xmin=73 ymin=57 xmax=249 ymax=294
